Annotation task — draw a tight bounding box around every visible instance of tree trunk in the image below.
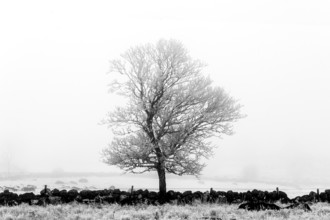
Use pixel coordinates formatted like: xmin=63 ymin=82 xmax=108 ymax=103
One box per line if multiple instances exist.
xmin=157 ymin=159 xmax=166 ymax=200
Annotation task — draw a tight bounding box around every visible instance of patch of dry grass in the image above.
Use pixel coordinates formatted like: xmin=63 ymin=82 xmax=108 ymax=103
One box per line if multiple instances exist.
xmin=0 ymin=203 xmax=329 ymax=219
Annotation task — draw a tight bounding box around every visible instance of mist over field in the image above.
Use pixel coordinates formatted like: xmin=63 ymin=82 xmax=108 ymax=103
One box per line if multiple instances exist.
xmin=1 ymin=0 xmax=330 ymax=195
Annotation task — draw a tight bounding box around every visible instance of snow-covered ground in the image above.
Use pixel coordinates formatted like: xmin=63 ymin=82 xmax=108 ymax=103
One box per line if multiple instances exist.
xmin=0 ymin=174 xmax=326 ymax=198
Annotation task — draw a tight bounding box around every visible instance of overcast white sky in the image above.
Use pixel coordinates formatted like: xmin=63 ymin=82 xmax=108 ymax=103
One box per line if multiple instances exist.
xmin=1 ymin=0 xmax=330 ymax=186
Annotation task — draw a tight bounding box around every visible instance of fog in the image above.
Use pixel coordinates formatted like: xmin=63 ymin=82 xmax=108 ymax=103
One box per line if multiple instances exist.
xmin=1 ymin=0 xmax=330 ymax=188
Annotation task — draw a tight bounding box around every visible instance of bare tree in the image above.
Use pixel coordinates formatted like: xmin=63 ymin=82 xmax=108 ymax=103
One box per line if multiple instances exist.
xmin=102 ymin=39 xmax=243 ymax=198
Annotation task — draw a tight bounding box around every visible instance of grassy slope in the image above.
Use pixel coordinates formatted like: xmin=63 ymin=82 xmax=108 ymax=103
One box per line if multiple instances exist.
xmin=0 ymin=203 xmax=330 ymax=220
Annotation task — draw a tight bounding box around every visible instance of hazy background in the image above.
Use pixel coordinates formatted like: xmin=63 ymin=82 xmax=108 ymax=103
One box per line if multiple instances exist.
xmin=1 ymin=0 xmax=330 ymax=188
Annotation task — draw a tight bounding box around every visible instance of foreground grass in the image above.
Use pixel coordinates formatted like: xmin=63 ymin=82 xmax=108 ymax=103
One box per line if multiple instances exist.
xmin=0 ymin=203 xmax=330 ymax=220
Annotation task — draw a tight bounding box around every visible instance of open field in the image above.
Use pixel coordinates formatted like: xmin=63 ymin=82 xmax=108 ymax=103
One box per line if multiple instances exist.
xmin=1 ymin=175 xmax=330 ymax=219
xmin=0 ymin=203 xmax=330 ymax=220
xmin=0 ymin=174 xmax=324 ymax=198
